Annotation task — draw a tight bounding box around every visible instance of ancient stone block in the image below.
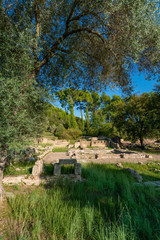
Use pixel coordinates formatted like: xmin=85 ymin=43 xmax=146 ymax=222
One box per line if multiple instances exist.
xmin=110 ymin=141 xmax=120 ymax=149
xmin=54 ymin=163 xmax=61 ymax=176
xmin=74 ymin=163 xmax=81 ymax=175
xmin=145 ymin=154 xmax=152 ymax=159
xmin=59 ymin=159 xmax=77 ymax=165
xmin=32 ymin=160 xmax=44 ymax=176
xmin=125 ymin=168 xmax=143 ymax=182
xmin=74 ymin=142 xmax=80 ymax=148
xmin=120 ymin=153 xmax=125 ymax=158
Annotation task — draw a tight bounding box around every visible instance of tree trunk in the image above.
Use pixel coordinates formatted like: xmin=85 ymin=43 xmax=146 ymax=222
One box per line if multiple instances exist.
xmin=140 ymin=136 xmax=144 ymax=150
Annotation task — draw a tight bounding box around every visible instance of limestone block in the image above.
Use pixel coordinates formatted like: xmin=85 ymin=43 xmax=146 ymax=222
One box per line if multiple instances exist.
xmin=59 ymin=159 xmax=77 ymax=165
xmin=120 ymin=153 xmax=125 ymax=158
xmin=32 ymin=160 xmax=44 ymax=176
xmin=54 ymin=163 xmax=61 ymax=176
xmin=145 ymin=154 xmax=152 ymax=159
xmin=68 ymin=144 xmax=74 ymax=148
xmin=125 ymin=168 xmax=143 ymax=182
xmin=110 ymin=142 xmax=119 ymax=149
xmin=116 ymin=163 xmax=124 ymax=168
xmin=74 ymin=142 xmax=80 ymax=148
xmin=95 ymin=153 xmax=99 ymax=159
xmin=74 ymin=163 xmax=81 ymax=175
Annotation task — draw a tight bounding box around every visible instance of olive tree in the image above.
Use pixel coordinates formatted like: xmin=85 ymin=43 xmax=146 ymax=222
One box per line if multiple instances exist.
xmin=1 ymin=0 xmax=160 ymax=91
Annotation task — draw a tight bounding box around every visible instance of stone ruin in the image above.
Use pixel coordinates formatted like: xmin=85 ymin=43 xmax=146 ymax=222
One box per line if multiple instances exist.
xmin=68 ymin=148 xmax=152 ymax=162
xmin=32 ymin=159 xmax=44 ymax=176
xmin=31 ymin=158 xmax=82 ymax=181
xmin=78 ymin=138 xmax=120 ymax=149
xmin=54 ymin=159 xmax=81 ymax=181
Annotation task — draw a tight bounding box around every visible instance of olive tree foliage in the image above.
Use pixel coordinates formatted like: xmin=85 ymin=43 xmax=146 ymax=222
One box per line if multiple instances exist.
xmin=1 ymin=0 xmax=160 ymax=92
xmin=0 ymin=4 xmax=47 ymax=199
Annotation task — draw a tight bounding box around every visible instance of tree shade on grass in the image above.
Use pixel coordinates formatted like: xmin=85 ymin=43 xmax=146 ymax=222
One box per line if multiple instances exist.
xmin=4 ymin=163 xmax=160 ymax=240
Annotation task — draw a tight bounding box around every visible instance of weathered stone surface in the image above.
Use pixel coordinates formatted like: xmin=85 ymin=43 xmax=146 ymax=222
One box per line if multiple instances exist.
xmin=54 ymin=163 xmax=61 ymax=176
xmin=138 ymin=161 xmax=144 ymax=165
xmin=110 ymin=141 xmax=119 ymax=149
xmin=5 ymin=192 xmax=15 ymax=198
xmin=80 ymin=140 xmax=91 ymax=148
xmin=125 ymin=168 xmax=143 ymax=182
xmin=116 ymin=163 xmax=123 ymax=168
xmin=145 ymin=154 xmax=152 ymax=158
xmin=95 ymin=153 xmax=99 ymax=159
xmin=26 ymin=157 xmax=36 ymax=162
xmin=32 ymin=160 xmax=44 ymax=176
xmin=91 ymin=140 xmax=106 ymax=148
xmin=74 ymin=142 xmax=80 ymax=148
xmin=74 ymin=163 xmax=81 ymax=175
xmin=2 ymin=175 xmax=41 ymax=186
xmin=59 ymin=159 xmax=77 ymax=165
xmin=68 ymin=144 xmax=74 ymax=149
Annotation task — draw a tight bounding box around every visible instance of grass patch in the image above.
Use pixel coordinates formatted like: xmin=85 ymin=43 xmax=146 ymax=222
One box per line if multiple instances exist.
xmin=4 ymin=160 xmax=35 ymax=176
xmin=129 ymin=148 xmax=160 ymax=155
xmin=87 ymin=146 xmax=105 ymax=149
xmin=4 ymin=163 xmax=160 ymax=240
xmin=52 ymin=147 xmax=68 ymax=152
xmin=39 ymin=143 xmax=53 ymax=148
xmin=70 ymin=139 xmax=75 ymax=144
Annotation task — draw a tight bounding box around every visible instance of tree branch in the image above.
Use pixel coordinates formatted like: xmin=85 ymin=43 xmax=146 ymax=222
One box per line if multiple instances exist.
xmin=30 ymin=27 xmax=117 ymax=79
xmin=66 ymin=0 xmax=79 ymax=32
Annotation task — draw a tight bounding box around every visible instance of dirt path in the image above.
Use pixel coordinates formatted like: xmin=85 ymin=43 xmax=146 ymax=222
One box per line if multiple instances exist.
xmin=43 ymin=152 xmax=69 ymax=163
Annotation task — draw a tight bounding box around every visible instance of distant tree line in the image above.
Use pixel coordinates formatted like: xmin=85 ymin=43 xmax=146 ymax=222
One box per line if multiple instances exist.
xmin=46 ymin=88 xmax=160 ymax=148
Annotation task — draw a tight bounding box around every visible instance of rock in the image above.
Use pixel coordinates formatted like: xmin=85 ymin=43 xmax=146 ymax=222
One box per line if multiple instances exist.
xmin=74 ymin=142 xmax=80 ymax=148
xmin=120 ymin=153 xmax=126 ymax=158
xmin=68 ymin=144 xmax=74 ymax=149
xmin=27 ymin=157 xmax=36 ymax=162
xmin=145 ymin=154 xmax=152 ymax=159
xmin=138 ymin=161 xmax=144 ymax=165
xmin=59 ymin=159 xmax=77 ymax=164
xmin=32 ymin=160 xmax=44 ymax=176
xmin=116 ymin=163 xmax=124 ymax=168
xmin=15 ymin=168 xmax=21 ymax=171
xmin=95 ymin=153 xmax=99 ymax=159
xmin=5 ymin=192 xmax=15 ymax=199
xmin=54 ymin=163 xmax=61 ymax=176
xmin=74 ymin=163 xmax=81 ymax=175
xmin=0 ymin=187 xmax=4 ymax=202
xmin=125 ymin=168 xmax=143 ymax=182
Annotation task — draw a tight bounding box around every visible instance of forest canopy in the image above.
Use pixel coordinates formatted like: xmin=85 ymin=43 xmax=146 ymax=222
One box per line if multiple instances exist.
xmin=1 ymin=0 xmax=160 ymax=92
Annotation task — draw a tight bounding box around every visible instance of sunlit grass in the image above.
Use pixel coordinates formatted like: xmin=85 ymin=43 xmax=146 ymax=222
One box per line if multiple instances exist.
xmin=4 ymin=163 xmax=160 ymax=240
xmin=52 ymin=147 xmax=68 ymax=152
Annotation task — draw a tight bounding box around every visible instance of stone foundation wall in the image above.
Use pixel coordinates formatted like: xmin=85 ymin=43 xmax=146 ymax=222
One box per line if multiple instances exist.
xmin=91 ymin=140 xmax=106 ymax=147
xmin=80 ymin=140 xmax=91 ymax=148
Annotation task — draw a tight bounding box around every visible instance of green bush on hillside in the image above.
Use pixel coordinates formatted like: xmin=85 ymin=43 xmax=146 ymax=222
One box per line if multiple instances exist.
xmin=54 ymin=124 xmax=65 ymax=138
xmin=61 ymin=128 xmax=82 ymax=140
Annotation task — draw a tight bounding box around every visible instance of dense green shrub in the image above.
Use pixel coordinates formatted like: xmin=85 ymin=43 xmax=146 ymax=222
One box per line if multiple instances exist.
xmin=54 ymin=124 xmax=66 ymax=138
xmin=61 ymin=128 xmax=82 ymax=140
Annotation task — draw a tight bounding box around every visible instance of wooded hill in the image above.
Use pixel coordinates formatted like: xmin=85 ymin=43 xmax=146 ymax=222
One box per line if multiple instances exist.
xmin=45 ymin=88 xmax=160 ymax=148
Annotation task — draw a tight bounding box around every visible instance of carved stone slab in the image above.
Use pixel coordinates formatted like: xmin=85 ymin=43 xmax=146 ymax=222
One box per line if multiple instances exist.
xmin=59 ymin=159 xmax=77 ymax=165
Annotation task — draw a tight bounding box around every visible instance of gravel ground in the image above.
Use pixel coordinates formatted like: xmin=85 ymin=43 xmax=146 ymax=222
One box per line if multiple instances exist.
xmin=43 ymin=152 xmax=160 ymax=164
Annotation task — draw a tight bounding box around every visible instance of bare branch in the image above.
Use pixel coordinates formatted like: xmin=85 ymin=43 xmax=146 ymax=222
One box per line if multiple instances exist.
xmin=66 ymin=0 xmax=79 ymax=32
